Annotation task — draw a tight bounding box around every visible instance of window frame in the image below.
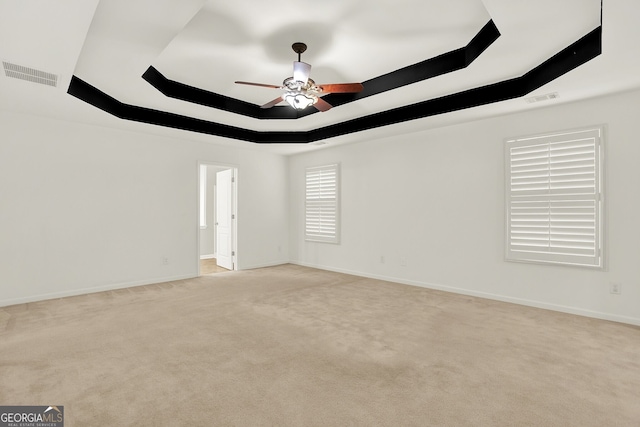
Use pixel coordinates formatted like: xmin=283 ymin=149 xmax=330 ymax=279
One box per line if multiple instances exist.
xmin=305 ymin=163 xmax=340 ymax=244
xmin=504 ymin=125 xmax=605 ymax=269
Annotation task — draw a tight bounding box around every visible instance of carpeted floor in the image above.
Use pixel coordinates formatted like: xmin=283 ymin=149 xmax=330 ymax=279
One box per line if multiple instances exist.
xmin=1 ymin=264 xmax=639 ymax=426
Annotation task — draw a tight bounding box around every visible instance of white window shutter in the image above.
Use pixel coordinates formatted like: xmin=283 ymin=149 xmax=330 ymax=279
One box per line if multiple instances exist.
xmin=305 ymin=164 xmax=340 ymax=243
xmin=506 ymin=126 xmax=604 ymax=268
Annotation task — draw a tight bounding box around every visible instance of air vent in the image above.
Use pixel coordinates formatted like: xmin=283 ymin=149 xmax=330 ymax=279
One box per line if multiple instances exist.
xmin=3 ymin=61 xmax=58 ymax=87
xmin=525 ymin=92 xmax=559 ymax=104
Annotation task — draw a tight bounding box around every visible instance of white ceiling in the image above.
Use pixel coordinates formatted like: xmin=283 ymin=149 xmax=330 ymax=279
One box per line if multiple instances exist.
xmin=1 ymin=0 xmax=638 ymax=155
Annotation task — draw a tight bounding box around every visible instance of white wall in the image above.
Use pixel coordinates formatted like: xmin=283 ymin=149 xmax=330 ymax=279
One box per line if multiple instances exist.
xmin=0 ymin=111 xmax=289 ymax=306
xmin=288 ymin=88 xmax=640 ymax=325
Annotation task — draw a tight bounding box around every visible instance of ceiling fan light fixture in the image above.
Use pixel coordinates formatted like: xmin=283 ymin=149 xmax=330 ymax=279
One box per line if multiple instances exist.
xmin=284 ymin=92 xmax=318 ymax=110
xmin=235 ymin=42 xmax=363 ymax=112
xmin=293 ymin=61 xmax=311 ymax=85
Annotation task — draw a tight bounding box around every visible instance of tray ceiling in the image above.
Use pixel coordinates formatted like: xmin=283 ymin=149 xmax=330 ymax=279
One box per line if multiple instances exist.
xmin=1 ymin=0 xmax=638 ymax=153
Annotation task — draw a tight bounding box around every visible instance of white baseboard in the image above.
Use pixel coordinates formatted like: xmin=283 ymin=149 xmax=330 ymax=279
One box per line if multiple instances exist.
xmin=291 ymin=261 xmax=640 ymax=327
xmin=200 ymin=254 xmax=216 ymax=260
xmin=239 ymin=261 xmax=289 ymax=270
xmin=0 ymin=274 xmax=196 ymax=308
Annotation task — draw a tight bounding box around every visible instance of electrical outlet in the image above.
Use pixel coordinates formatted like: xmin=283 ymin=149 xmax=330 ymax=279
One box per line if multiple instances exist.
xmin=610 ymin=283 xmax=622 ymax=295
xmin=400 ymin=257 xmax=407 ymax=267
xmin=162 ymin=257 xmax=169 ymax=265
xmin=380 ymin=256 xmax=385 ymax=264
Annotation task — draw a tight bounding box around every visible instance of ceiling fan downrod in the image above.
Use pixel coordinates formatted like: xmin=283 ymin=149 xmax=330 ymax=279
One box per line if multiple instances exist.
xmin=291 ymin=42 xmax=307 ymax=62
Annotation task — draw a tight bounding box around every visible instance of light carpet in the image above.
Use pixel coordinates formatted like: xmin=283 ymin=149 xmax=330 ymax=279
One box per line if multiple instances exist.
xmin=1 ymin=264 xmax=639 ymax=426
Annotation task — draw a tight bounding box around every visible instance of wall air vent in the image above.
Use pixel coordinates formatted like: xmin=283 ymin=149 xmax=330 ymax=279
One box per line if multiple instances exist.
xmin=525 ymin=92 xmax=559 ymax=104
xmin=3 ymin=61 xmax=58 ymax=87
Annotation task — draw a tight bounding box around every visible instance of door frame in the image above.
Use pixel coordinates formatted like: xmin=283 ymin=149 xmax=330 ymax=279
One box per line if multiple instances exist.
xmin=197 ymin=161 xmax=238 ymax=275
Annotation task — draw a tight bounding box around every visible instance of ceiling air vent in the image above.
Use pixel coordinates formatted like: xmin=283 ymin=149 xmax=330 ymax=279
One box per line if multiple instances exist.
xmin=525 ymin=92 xmax=559 ymax=104
xmin=3 ymin=61 xmax=58 ymax=87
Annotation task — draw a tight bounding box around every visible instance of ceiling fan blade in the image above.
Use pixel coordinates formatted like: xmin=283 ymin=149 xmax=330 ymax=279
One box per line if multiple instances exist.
xmin=314 ymin=97 xmax=332 ymax=112
xmin=260 ymin=96 xmax=284 ymax=109
xmin=235 ymin=81 xmax=281 ymax=89
xmin=293 ymin=61 xmax=311 ymax=84
xmin=318 ymin=83 xmax=364 ymax=94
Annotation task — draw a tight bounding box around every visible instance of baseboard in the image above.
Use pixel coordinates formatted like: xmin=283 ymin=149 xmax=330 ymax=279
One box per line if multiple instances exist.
xmin=0 ymin=274 xmax=196 ymax=308
xmin=291 ymin=261 xmax=640 ymax=327
xmin=200 ymin=254 xmax=216 ymax=260
xmin=239 ymin=261 xmax=289 ymax=270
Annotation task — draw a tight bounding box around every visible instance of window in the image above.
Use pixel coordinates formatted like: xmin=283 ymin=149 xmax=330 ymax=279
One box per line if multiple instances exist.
xmin=199 ymin=164 xmax=207 ymax=229
xmin=305 ymin=164 xmax=340 ymax=243
xmin=505 ymin=126 xmax=604 ymax=268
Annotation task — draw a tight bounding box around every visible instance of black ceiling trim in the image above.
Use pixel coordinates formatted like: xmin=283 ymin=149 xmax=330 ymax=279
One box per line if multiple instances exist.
xmin=67 ymin=26 xmax=601 ymax=144
xmin=142 ymin=20 xmax=500 ymax=120
xmin=307 ymin=26 xmax=602 ymax=142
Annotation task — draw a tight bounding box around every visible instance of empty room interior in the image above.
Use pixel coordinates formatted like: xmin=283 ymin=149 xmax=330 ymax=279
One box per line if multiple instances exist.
xmin=1 ymin=0 xmax=639 ymax=425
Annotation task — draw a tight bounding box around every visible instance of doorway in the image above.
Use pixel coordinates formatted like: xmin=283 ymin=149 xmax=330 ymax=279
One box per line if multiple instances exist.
xmin=200 ymin=258 xmax=231 ymax=274
xmin=198 ymin=163 xmax=238 ymax=275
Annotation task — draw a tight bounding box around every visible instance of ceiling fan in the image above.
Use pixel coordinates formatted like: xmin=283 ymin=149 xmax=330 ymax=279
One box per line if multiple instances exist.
xmin=235 ymin=42 xmax=364 ymax=112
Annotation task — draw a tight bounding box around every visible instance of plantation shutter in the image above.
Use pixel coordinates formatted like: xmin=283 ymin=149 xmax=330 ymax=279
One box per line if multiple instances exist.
xmin=506 ymin=127 xmax=604 ymax=268
xmin=305 ymin=164 xmax=340 ymax=243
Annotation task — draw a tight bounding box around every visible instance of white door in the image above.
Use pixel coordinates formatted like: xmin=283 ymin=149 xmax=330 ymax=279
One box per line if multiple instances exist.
xmin=215 ymin=169 xmax=234 ymax=270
